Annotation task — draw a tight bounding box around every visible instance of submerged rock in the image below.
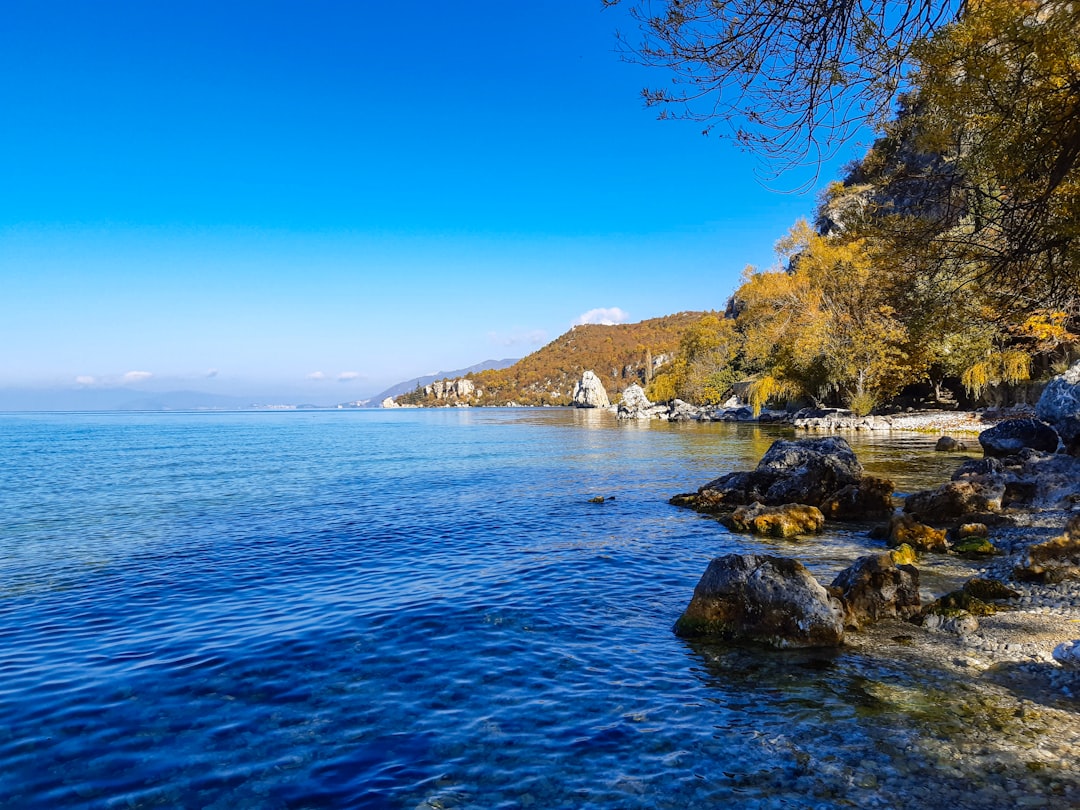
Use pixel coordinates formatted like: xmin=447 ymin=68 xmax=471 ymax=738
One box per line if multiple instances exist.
xmin=935 ymin=436 xmax=968 ymax=452
xmin=830 ymin=553 xmax=921 ymax=629
xmin=673 ymin=554 xmax=845 ymax=648
xmin=1036 ymin=359 xmax=1080 ymax=455
xmin=572 ymin=370 xmax=610 ymax=409
xmin=723 ymin=502 xmax=825 ymax=538
xmin=978 ymin=418 xmax=1059 ymax=458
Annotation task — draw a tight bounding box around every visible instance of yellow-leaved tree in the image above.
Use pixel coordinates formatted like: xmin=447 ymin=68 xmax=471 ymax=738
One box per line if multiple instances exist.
xmin=738 ymin=221 xmax=910 ymax=415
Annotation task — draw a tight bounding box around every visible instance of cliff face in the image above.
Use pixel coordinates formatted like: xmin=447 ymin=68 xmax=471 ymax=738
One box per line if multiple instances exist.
xmin=816 ymin=99 xmax=963 ymax=239
xmin=394 ymin=312 xmax=701 ymax=407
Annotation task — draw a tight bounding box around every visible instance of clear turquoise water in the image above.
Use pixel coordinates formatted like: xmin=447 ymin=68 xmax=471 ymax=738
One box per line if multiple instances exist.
xmin=0 ymin=409 xmax=1066 ymax=808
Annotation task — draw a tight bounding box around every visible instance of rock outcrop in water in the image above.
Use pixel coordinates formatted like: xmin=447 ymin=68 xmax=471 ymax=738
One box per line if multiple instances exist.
xmin=617 ymin=384 xmax=669 ymax=420
xmin=571 ymin=371 xmax=610 ymax=408
xmin=671 ymin=437 xmax=894 ymax=520
xmin=673 ymin=554 xmax=845 ymax=647
xmin=935 ymin=436 xmax=968 ymax=452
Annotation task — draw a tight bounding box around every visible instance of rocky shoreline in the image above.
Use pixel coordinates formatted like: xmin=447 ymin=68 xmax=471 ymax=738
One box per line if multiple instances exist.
xmin=665 ymin=361 xmax=1080 ymax=806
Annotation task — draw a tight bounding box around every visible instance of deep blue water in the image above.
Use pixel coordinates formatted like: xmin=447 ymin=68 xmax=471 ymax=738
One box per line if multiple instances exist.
xmin=0 ymin=409 xmax=1067 ymax=809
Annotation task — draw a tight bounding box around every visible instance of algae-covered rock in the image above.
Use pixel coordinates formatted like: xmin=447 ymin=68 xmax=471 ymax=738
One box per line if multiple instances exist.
xmin=889 ymin=543 xmax=918 ymax=565
xmin=916 ymin=590 xmax=990 ymax=635
xmin=1016 ymin=519 xmax=1080 ymax=582
xmin=887 ymin=514 xmax=949 ymax=553
xmin=962 ymin=578 xmax=1020 ymax=601
xmin=674 ymin=554 xmax=845 ymax=648
xmin=830 ymin=553 xmax=921 ymax=629
xmin=952 ymin=536 xmax=998 ymax=558
xmin=723 ymin=502 xmax=825 ymax=538
xmin=928 ymin=590 xmax=998 ymax=617
xmin=957 ymin=523 xmax=989 ymax=539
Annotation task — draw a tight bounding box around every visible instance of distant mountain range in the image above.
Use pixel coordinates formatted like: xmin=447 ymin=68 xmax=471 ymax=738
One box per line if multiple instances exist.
xmin=361 ymin=358 xmax=519 ymax=406
xmin=0 ymin=388 xmax=275 ymax=412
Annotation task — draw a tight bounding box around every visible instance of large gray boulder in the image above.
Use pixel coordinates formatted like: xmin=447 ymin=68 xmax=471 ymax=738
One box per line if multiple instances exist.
xmin=674 ymin=554 xmax=845 ymax=647
xmin=830 ymin=553 xmax=921 ymax=629
xmin=671 ymin=436 xmax=892 ymax=518
xmin=571 ymin=370 xmax=610 ymax=408
xmin=1036 ymin=360 xmax=1080 ymax=454
xmin=978 ymin=418 xmax=1059 ymax=457
xmin=717 ymin=437 xmax=863 ymax=506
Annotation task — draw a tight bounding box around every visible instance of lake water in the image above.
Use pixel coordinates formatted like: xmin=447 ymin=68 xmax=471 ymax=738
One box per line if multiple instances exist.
xmin=0 ymin=409 xmax=1071 ymax=808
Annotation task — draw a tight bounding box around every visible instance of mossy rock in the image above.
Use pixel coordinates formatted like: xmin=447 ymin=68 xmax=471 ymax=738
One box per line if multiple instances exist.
xmin=889 ymin=543 xmax=918 ymax=566
xmin=723 ymin=502 xmax=825 ymax=538
xmin=928 ymin=590 xmax=997 ymax=617
xmin=956 ymin=522 xmax=989 ymax=539
xmin=963 ymin=578 xmax=1020 ymax=601
xmin=887 ymin=514 xmax=949 ymax=553
xmin=952 ymin=536 xmax=998 ymax=558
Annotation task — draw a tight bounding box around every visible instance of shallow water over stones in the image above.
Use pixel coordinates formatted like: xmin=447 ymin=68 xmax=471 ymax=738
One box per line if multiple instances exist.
xmin=0 ymin=409 xmax=1076 ymax=808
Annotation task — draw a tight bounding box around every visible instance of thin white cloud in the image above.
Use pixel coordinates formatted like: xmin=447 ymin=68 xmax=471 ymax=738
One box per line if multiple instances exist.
xmin=574 ymin=307 xmax=629 ymax=326
xmin=487 ymin=329 xmax=548 ymax=348
xmin=75 ymin=375 xmax=96 ymax=386
xmin=122 ymin=371 xmax=153 ymax=383
xmin=337 ymin=371 xmax=361 ymax=382
xmin=307 ymin=371 xmax=327 ymax=381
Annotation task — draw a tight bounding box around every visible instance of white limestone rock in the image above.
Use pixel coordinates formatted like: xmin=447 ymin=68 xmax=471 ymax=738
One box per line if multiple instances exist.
xmin=572 ymin=370 xmax=610 ymax=408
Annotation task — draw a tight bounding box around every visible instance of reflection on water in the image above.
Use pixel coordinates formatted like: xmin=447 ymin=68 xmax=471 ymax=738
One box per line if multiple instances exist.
xmin=0 ymin=409 xmax=1074 ymax=809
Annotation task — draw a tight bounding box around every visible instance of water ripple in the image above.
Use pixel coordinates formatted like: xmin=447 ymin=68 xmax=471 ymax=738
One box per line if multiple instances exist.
xmin=0 ymin=410 xmax=1076 ymax=808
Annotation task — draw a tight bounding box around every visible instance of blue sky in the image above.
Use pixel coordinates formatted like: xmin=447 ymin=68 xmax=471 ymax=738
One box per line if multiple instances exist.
xmin=1 ymin=1 xmax=865 ymax=407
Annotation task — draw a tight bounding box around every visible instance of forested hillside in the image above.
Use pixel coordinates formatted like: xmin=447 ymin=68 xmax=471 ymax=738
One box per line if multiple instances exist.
xmin=396 ymin=312 xmax=710 ymax=406
xmin=630 ymin=0 xmax=1080 ymax=415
